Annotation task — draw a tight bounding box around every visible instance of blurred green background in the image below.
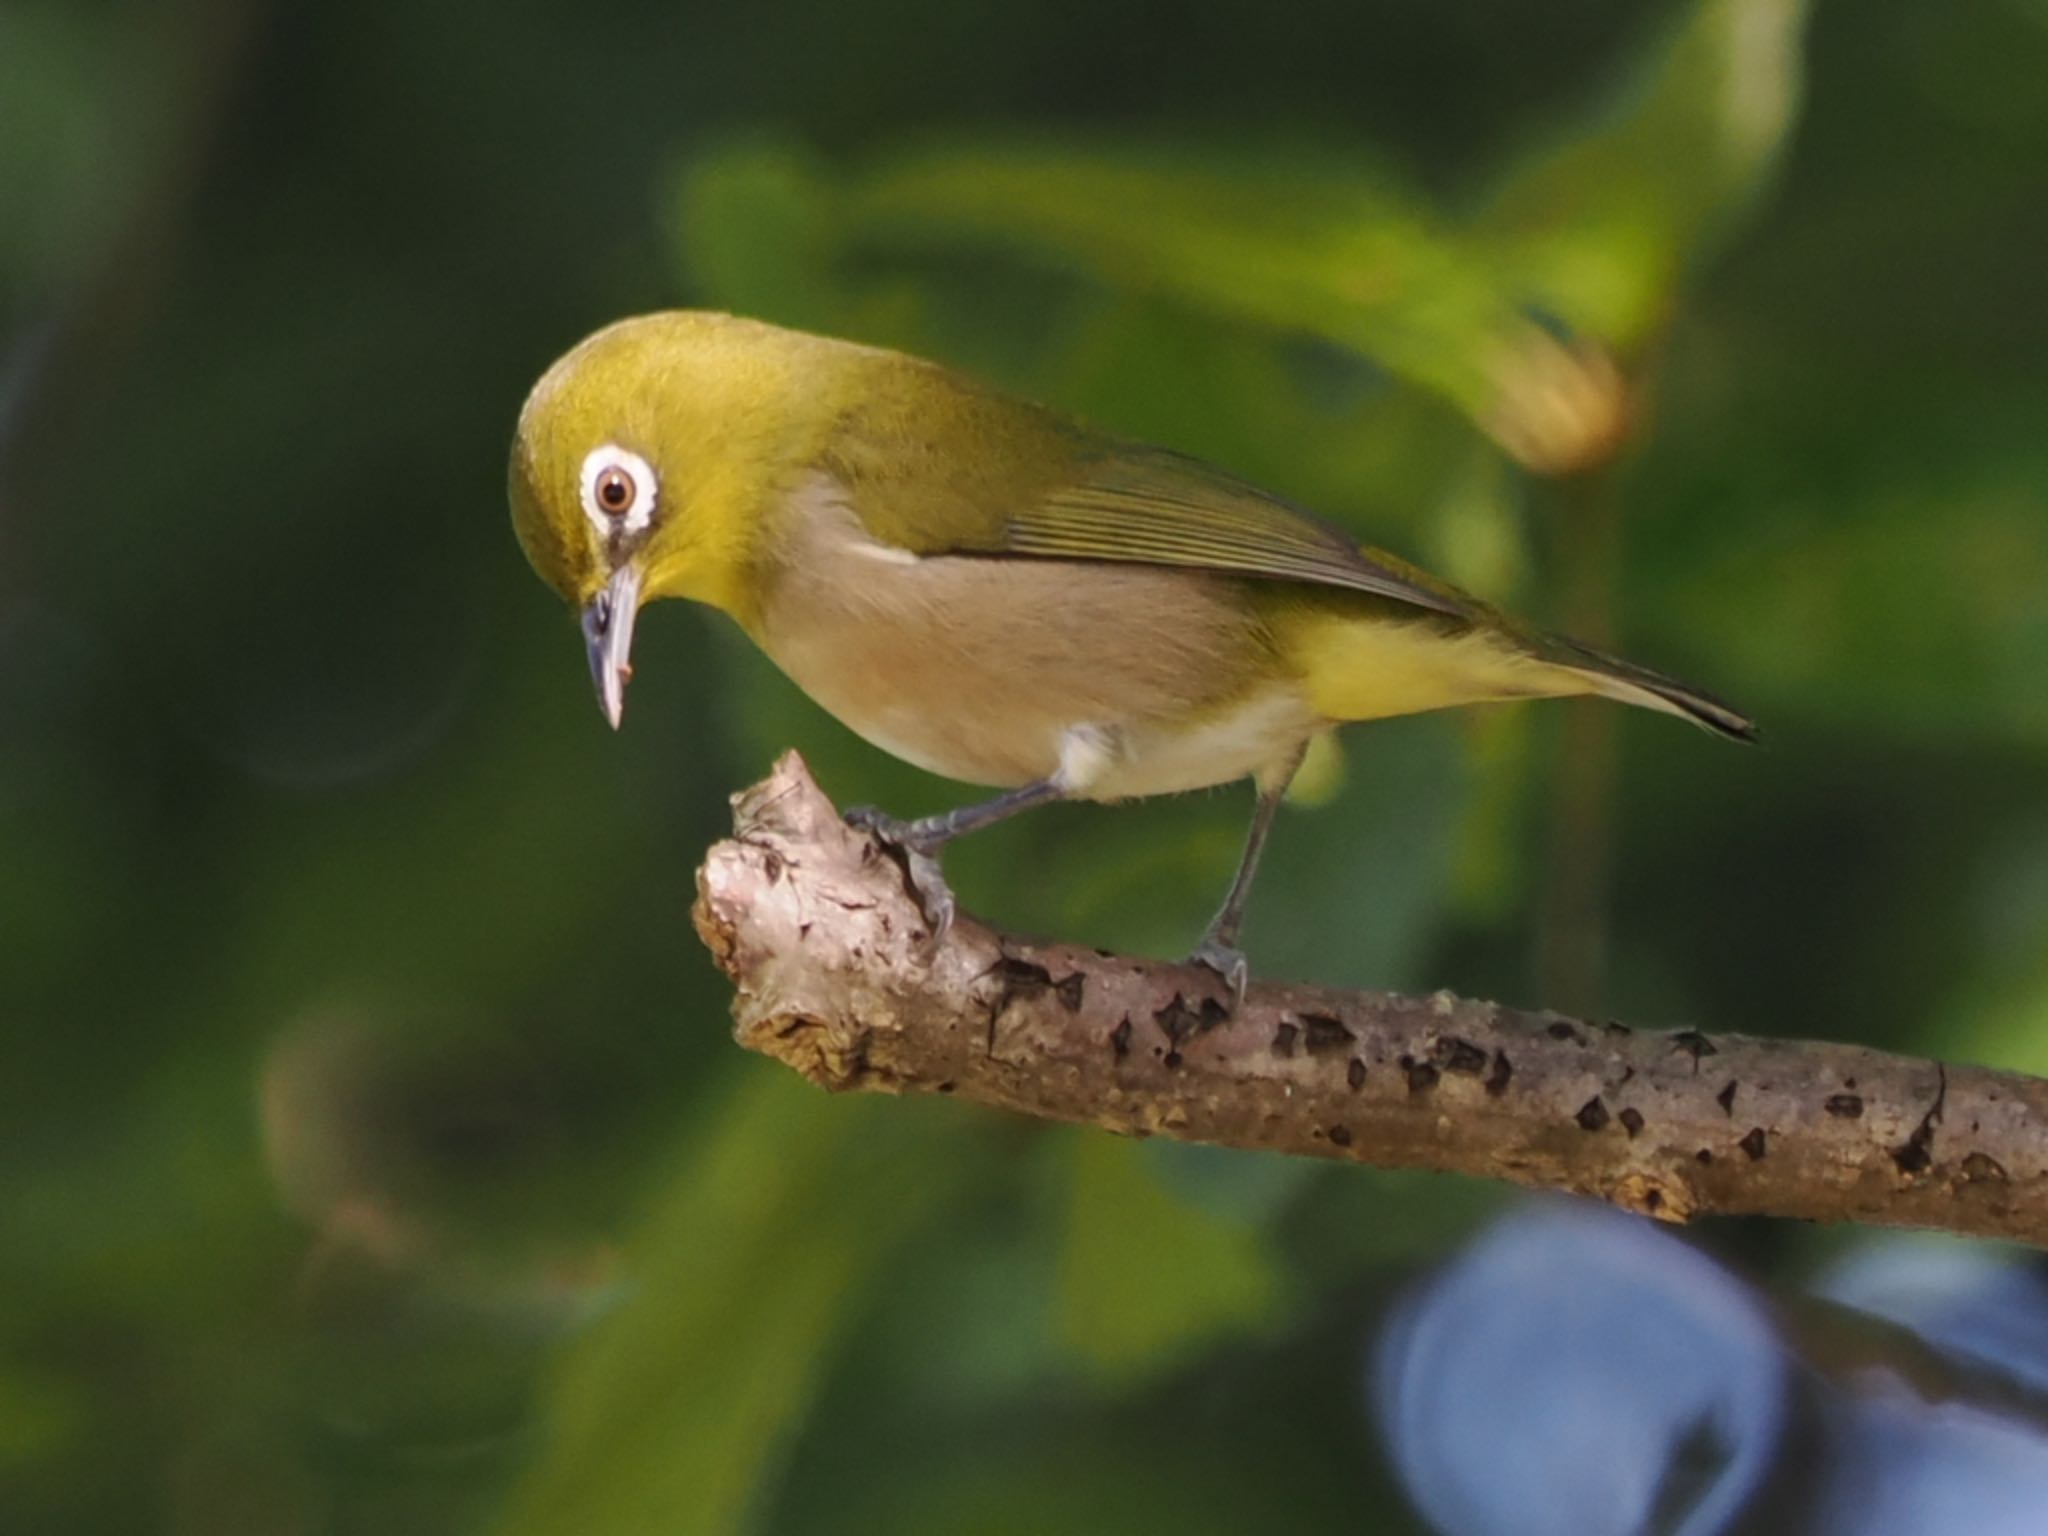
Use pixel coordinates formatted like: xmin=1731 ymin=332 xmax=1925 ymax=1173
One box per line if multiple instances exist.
xmin=5 ymin=0 xmax=2048 ymax=1530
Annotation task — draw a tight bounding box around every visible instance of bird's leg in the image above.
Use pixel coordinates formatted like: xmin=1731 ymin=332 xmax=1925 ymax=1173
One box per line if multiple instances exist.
xmin=844 ymin=779 xmax=1065 ymax=941
xmin=1189 ymin=744 xmax=1307 ymax=1006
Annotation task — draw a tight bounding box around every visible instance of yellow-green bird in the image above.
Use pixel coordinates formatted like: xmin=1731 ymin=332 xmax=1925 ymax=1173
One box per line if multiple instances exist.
xmin=509 ymin=311 xmax=1753 ymax=992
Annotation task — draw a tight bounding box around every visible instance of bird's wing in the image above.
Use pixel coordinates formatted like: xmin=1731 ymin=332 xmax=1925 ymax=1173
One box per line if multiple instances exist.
xmin=839 ymin=421 xmax=1476 ymax=620
xmin=1003 ymin=447 xmax=1473 ymax=618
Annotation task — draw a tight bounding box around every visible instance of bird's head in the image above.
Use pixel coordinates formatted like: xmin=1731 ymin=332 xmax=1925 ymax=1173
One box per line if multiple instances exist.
xmin=508 ymin=310 xmax=820 ymax=726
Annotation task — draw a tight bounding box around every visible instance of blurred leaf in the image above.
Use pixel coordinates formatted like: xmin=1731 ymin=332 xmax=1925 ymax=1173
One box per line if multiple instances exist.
xmin=1481 ymin=0 xmax=1811 ymax=349
xmin=1140 ymin=1137 xmax=1320 ymax=1227
xmin=809 ymin=1434 xmax=1311 ymax=1536
xmin=1052 ymin=1131 xmax=1282 ymax=1388
xmin=1285 ymin=1166 xmax=1502 ymax=1286
xmin=836 ymin=1185 xmax=1066 ymax=1410
xmin=0 ymin=7 xmax=131 ymax=301
xmin=0 ymin=1363 xmax=86 ymax=1473
xmin=1446 ymin=710 xmax=1539 ymax=922
xmin=674 ymin=133 xmax=1627 ymax=472
xmin=1941 ymin=813 xmax=2048 ymax=1074
xmin=1659 ymin=478 xmax=2048 ymax=744
xmin=498 ymin=1077 xmax=991 ymax=1536
xmin=669 ymin=0 xmax=1808 ymax=477
xmin=1247 ymin=715 xmax=1472 ymax=993
xmin=843 ymin=142 xmax=1594 ymax=469
xmin=666 ymin=139 xmax=847 ymax=333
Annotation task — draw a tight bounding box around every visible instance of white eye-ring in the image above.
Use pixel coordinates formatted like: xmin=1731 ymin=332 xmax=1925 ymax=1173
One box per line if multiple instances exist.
xmin=579 ymin=444 xmax=659 ymax=539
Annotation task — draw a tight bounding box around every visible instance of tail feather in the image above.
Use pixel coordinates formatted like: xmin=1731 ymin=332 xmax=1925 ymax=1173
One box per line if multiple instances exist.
xmin=1550 ymin=637 xmax=1758 ymax=744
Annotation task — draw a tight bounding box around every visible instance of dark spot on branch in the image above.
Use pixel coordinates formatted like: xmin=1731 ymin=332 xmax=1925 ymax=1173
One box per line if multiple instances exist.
xmin=936 ymin=1081 xmax=955 ymax=1093
xmin=983 ymin=956 xmax=1057 ymax=1056
xmin=1401 ymin=1056 xmax=1440 ymax=1094
xmin=1696 ymin=1149 xmax=1714 ymax=1165
xmin=1302 ymin=1014 xmax=1355 ymax=1054
xmin=1740 ymin=1128 xmax=1768 ymax=1161
xmin=1486 ymin=1053 xmax=1513 ymax=1097
xmin=1272 ymin=1021 xmax=1298 ymax=1058
xmin=1672 ymin=1030 xmax=1718 ymax=1064
xmin=1547 ymin=1021 xmax=1585 ymax=1044
xmin=1347 ymin=1058 xmax=1367 ymax=1092
xmin=1155 ymin=994 xmax=1229 ymax=1048
xmin=988 ymin=956 xmax=1053 ymax=1010
xmin=1892 ymin=1065 xmax=1946 ymax=1178
xmin=1825 ymin=1094 xmax=1864 ymax=1119
xmin=1960 ymin=1152 xmax=2009 ymax=1184
xmin=1603 ymin=1019 xmax=1632 ymax=1037
xmin=1109 ymin=1018 xmax=1132 ymax=1059
xmin=1437 ymin=1038 xmax=1489 ymax=1075
xmin=1576 ymin=1096 xmax=1610 ymax=1132
xmin=1717 ymin=1081 xmax=1738 ymax=1117
xmin=1328 ymin=1124 xmax=1353 ymax=1148
xmin=761 ymin=849 xmax=785 ymax=884
xmin=1155 ymin=995 xmax=1195 ymax=1045
xmin=1164 ymin=1049 xmax=1183 ymax=1070
xmin=1053 ymin=973 xmax=1086 ymax=1011
xmin=1619 ymin=1107 xmax=1645 ymax=1139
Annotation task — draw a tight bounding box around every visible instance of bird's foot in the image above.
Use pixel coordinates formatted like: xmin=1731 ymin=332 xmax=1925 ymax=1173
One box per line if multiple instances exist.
xmin=844 ymin=806 xmax=956 ymax=943
xmin=1187 ymin=936 xmax=1250 ymax=1011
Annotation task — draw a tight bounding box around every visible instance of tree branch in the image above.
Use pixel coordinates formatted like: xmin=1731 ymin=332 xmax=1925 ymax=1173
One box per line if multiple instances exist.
xmin=693 ymin=752 xmax=2048 ymax=1247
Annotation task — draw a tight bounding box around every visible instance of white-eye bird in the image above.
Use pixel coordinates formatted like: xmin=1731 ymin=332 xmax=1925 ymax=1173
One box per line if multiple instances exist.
xmin=509 ymin=312 xmax=1754 ymax=993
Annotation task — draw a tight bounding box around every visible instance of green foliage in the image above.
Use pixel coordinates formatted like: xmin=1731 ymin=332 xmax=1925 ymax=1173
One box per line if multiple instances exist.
xmin=500 ymin=1079 xmax=994 ymax=1535
xmin=1478 ymin=0 xmax=1810 ymax=347
xmin=0 ymin=6 xmax=133 ymax=299
xmin=669 ymin=0 xmax=1807 ymax=474
xmin=1052 ymin=1133 xmax=1284 ymax=1386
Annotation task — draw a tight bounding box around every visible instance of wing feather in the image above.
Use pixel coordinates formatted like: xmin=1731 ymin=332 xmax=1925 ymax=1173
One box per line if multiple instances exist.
xmin=999 ymin=448 xmax=1471 ymax=618
xmin=822 ymin=358 xmax=1473 ymax=621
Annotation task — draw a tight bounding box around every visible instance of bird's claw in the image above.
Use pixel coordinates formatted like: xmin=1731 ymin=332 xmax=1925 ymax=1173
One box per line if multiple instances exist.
xmin=1187 ymin=937 xmax=1250 ymax=1011
xmin=844 ymin=806 xmax=955 ymax=943
xmin=896 ymin=846 xmax=956 ymax=944
xmin=843 ymin=804 xmax=912 ymax=843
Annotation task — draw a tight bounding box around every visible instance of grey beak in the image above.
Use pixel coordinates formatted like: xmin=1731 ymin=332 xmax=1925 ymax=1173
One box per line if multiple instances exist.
xmin=581 ymin=564 xmax=643 ymax=730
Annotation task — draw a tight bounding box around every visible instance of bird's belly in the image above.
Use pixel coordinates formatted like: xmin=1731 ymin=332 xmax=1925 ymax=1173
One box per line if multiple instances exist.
xmin=831 ymin=679 xmax=1316 ymax=799
xmin=1086 ymin=688 xmax=1319 ymax=798
xmin=751 ymin=542 xmax=1308 ymax=796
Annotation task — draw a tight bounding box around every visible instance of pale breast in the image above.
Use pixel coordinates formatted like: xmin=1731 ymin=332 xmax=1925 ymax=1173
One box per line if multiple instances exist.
xmin=747 ymin=482 xmax=1315 ymax=797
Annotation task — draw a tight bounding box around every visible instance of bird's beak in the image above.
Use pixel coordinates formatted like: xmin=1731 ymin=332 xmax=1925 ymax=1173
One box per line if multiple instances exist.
xmin=581 ymin=564 xmax=642 ymax=730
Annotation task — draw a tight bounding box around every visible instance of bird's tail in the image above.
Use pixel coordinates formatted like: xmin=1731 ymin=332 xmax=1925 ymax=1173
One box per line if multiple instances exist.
xmin=1546 ymin=636 xmax=1758 ymax=744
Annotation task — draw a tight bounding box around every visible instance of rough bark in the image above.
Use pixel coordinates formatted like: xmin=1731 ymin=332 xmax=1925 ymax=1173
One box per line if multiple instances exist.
xmin=693 ymin=752 xmax=2048 ymax=1247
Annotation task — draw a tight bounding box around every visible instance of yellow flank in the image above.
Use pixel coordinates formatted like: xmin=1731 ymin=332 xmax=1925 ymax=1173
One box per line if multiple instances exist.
xmin=1270 ymin=597 xmax=1594 ymax=724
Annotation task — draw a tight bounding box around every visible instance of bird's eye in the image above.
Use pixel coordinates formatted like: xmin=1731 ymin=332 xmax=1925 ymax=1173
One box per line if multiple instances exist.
xmin=595 ymin=467 xmax=635 ymax=516
xmin=578 ymin=445 xmax=659 ymax=536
